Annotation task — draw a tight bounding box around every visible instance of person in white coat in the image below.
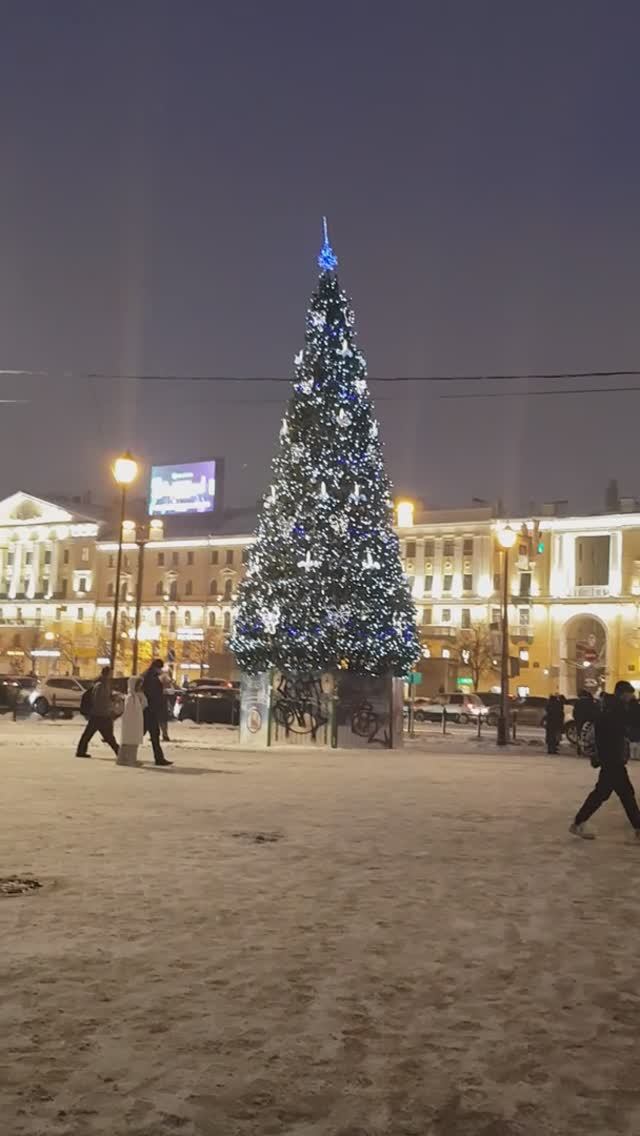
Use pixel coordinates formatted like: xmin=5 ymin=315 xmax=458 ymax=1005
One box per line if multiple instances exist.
xmin=117 ymin=677 xmax=147 ymax=766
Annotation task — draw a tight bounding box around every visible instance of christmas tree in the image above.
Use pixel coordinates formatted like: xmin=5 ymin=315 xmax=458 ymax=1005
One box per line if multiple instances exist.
xmin=230 ymin=221 xmax=420 ymax=677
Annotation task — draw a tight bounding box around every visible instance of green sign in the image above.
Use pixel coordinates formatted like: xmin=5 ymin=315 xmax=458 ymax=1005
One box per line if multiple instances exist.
xmin=406 ymin=672 xmax=423 ymax=685
xmin=456 ymin=676 xmax=474 ymax=688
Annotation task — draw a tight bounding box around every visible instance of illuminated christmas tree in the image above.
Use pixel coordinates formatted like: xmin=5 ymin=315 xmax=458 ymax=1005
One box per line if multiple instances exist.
xmin=230 ymin=221 xmax=419 ymax=677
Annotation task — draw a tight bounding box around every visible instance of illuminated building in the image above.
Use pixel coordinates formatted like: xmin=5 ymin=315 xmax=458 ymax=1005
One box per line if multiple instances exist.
xmin=3 ymin=488 xmax=640 ymax=694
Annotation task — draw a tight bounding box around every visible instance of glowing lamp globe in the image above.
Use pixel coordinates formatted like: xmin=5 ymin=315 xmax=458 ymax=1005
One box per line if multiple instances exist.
xmin=113 ymin=453 xmax=138 ymax=487
xmin=396 ymin=500 xmax=415 ymax=528
xmin=497 ymin=525 xmax=517 ymax=550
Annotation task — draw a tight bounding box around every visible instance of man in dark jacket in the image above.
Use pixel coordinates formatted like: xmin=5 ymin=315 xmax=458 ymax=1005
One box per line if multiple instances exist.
xmin=571 ymin=680 xmax=640 ymax=839
xmin=142 ymin=658 xmax=173 ymax=766
xmin=545 ymin=694 xmax=564 ymax=754
xmin=75 ymin=666 xmax=119 ymax=758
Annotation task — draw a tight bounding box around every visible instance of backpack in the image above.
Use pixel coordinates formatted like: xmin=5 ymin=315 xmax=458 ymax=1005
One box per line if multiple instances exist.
xmin=580 ymin=721 xmax=599 ymax=767
xmin=80 ymin=685 xmax=94 ymax=720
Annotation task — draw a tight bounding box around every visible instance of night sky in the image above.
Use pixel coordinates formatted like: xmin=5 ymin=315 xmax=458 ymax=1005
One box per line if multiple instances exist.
xmin=1 ymin=1 xmax=639 ymax=516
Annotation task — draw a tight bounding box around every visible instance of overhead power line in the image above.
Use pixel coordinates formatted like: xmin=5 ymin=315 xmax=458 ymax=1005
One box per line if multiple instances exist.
xmin=0 ymin=367 xmax=640 ymax=384
xmin=441 ymin=384 xmax=640 ymax=400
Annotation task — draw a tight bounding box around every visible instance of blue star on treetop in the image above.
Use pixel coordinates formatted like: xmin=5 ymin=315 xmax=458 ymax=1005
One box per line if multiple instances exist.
xmin=317 ymin=216 xmax=338 ymax=272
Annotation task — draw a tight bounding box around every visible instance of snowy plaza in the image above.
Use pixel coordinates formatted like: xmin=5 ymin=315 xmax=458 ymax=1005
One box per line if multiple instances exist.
xmin=2 ymin=721 xmax=639 ymax=1136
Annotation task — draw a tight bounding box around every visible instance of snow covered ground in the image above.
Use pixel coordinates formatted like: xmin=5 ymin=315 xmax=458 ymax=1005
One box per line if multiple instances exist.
xmin=2 ymin=725 xmax=639 ymax=1136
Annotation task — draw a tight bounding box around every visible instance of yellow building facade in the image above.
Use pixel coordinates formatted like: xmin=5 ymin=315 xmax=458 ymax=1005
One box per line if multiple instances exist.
xmin=1 ymin=489 xmax=640 ymax=694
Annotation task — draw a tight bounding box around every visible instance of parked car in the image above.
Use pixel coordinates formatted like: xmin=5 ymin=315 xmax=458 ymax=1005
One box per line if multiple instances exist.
xmin=173 ymin=683 xmax=240 ymax=725
xmin=412 ymin=692 xmax=489 ymax=724
xmin=0 ymin=674 xmax=36 ymax=714
xmin=29 ymin=676 xmax=94 ymax=717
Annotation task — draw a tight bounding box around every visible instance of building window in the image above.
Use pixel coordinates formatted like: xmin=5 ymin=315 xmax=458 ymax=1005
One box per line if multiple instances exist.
xmin=491 ymin=606 xmax=500 ymax=625
xmin=108 ymin=554 xmax=114 ymax=569
xmin=169 ymin=611 xmax=176 ymax=632
xmin=208 ymin=610 xmax=216 ymax=628
xmin=405 ymin=541 xmax=416 ymax=559
xmin=209 ymin=578 xmax=218 ymax=595
xmin=105 ymin=611 xmax=112 ymax=627
xmin=519 ymin=572 xmax=531 ymax=597
xmin=42 ymin=578 xmax=49 ymax=594
xmin=242 ymin=548 xmax=250 ymax=564
xmin=184 ymin=611 xmax=191 ymax=626
xmin=424 ymin=540 xmax=435 ymax=558
xmin=424 ymin=574 xmax=433 ymax=593
xmin=121 ymin=581 xmax=127 ymax=601
xmin=187 ymin=551 xmax=194 ymax=566
xmin=79 ymin=578 xmax=87 ymax=593
xmin=44 ymin=550 xmax=52 ymax=566
xmin=172 ymin=551 xmax=179 ymax=566
xmin=461 ymin=608 xmax=471 ymax=629
xmin=157 ymin=552 xmax=165 ymax=567
xmin=81 ymin=547 xmax=89 ymax=563
xmin=211 ymin=550 xmax=219 ymax=565
xmin=226 ymin=550 xmax=234 ymax=566
xmin=223 ymin=579 xmax=233 ymax=600
xmin=223 ymin=611 xmax=231 ymax=632
xmin=442 ymin=574 xmax=453 ymax=592
xmin=155 ymin=580 xmax=163 ymax=596
xmin=123 ymin=555 xmax=130 ymax=571
xmin=406 ymin=575 xmax=415 ymax=591
xmin=35 ymin=607 xmax=42 ymax=623
xmin=463 ymin=573 xmax=473 ymax=592
xmin=463 ymin=538 xmax=474 ymax=557
xmin=61 ymin=579 xmax=68 ymax=597
xmin=77 ymin=607 xmax=84 ymax=622
xmin=185 ymin=580 xmax=193 ymax=596
xmin=63 ymin=550 xmax=69 ymax=565
xmin=423 ymin=606 xmax=432 ymax=625
xmin=519 ymin=608 xmax=530 ymax=626
xmin=493 ymin=572 xmax=500 ymax=593
xmin=441 ymin=608 xmax=451 ymax=623
xmin=155 ymin=610 xmax=162 ymax=626
xmin=443 ymin=539 xmax=455 ymax=558
xmin=169 ymin=580 xmax=177 ymax=601
xmin=25 ymin=551 xmax=32 ymax=566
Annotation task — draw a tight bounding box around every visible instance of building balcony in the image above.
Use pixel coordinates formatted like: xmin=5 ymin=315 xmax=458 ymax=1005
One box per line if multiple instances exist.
xmin=422 ymin=625 xmax=457 ymax=639
xmin=0 ymin=617 xmax=43 ymax=628
xmin=571 ymin=585 xmax=610 ymax=599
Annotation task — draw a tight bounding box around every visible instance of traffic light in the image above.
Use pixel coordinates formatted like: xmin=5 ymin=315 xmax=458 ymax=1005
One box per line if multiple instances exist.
xmin=537 ymin=540 xmax=545 ymax=554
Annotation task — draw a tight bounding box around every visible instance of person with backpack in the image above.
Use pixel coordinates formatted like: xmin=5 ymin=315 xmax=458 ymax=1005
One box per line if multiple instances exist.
xmin=571 ymin=680 xmax=640 ymax=840
xmin=142 ymin=658 xmax=173 ymax=767
xmin=75 ymin=666 xmax=119 ymax=759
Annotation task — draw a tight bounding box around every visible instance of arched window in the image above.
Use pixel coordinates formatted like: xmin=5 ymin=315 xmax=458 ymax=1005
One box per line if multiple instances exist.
xmin=184 ymin=610 xmax=191 ymax=626
xmin=223 ymin=579 xmax=233 ymax=600
xmin=156 ymin=580 xmax=163 ymax=596
xmin=107 ymin=581 xmax=114 ymax=597
xmin=185 ymin=580 xmax=193 ymax=596
xmin=208 ymin=610 xmax=216 ymax=628
xmin=169 ymin=611 xmax=176 ymax=632
xmin=209 ymin=578 xmax=218 ymax=595
xmin=223 ymin=611 xmax=231 ymax=632
xmin=105 ymin=611 xmax=113 ymax=627
xmin=154 ymin=610 xmax=162 ymax=626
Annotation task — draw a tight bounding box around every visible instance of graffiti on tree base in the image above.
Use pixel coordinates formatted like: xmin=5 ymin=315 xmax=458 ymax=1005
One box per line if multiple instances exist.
xmin=350 ymin=698 xmax=390 ymax=746
xmin=272 ymin=673 xmax=329 ymax=740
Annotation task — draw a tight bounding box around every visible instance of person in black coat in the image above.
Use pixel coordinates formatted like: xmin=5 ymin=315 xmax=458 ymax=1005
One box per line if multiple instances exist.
xmin=544 ymin=694 xmax=564 ymax=754
xmin=573 ymin=689 xmax=597 ymax=754
xmin=142 ymin=659 xmax=173 ymax=766
xmin=571 ymin=681 xmax=640 ymax=839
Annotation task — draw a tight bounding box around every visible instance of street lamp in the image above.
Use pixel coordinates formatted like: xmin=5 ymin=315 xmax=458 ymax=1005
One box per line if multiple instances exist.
xmin=110 ymin=452 xmax=138 ymax=672
xmin=496 ymin=524 xmax=517 ymax=746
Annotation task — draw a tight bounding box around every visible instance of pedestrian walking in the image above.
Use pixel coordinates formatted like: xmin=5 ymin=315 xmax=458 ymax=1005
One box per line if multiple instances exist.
xmin=544 ymin=693 xmax=564 ymax=754
xmin=142 ymin=658 xmax=173 ymax=766
xmin=117 ymin=676 xmax=147 ymax=766
xmin=75 ymin=666 xmax=119 ymax=758
xmin=571 ymin=680 xmax=640 ymax=840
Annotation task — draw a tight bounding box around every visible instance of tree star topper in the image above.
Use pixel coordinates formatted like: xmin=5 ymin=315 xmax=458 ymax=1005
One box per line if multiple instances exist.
xmin=317 ymin=216 xmax=338 ymax=272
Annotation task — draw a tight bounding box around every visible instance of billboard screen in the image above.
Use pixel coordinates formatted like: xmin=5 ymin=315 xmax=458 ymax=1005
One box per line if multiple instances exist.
xmin=149 ymin=461 xmax=218 ymax=517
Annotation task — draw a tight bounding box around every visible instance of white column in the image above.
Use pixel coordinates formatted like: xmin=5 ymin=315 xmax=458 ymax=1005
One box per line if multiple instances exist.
xmin=610 ymin=530 xmax=623 ymax=596
xmin=9 ymin=542 xmax=22 ymax=599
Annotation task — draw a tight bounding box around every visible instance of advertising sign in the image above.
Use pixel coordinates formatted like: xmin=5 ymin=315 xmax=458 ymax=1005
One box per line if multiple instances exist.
xmin=149 ymin=461 xmax=217 ymax=517
xmin=239 ymin=672 xmax=272 ymax=747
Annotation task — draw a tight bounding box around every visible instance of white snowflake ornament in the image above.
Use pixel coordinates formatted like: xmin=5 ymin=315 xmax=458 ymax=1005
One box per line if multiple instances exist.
xmin=337 ymin=408 xmax=352 ymax=429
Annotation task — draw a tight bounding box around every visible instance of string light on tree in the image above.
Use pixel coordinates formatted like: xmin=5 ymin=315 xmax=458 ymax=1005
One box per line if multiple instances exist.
xmin=229 ymin=219 xmax=419 ymax=677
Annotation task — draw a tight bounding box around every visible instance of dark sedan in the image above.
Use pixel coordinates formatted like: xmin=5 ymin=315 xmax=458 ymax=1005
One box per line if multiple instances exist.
xmin=173 ymin=683 xmax=240 ymax=725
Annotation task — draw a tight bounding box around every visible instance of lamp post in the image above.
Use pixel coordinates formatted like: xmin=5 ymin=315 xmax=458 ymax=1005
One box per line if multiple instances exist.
xmin=496 ymin=524 xmax=517 ymax=746
xmin=131 ymin=525 xmax=149 ymax=675
xmin=110 ymin=453 xmax=138 ymax=672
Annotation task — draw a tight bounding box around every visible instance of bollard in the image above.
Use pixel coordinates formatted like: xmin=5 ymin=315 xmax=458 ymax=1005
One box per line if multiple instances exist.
xmin=511 ymin=711 xmax=517 ymax=742
xmin=442 ymin=706 xmax=447 ymax=735
xmin=477 ymin=713 xmax=482 ymax=739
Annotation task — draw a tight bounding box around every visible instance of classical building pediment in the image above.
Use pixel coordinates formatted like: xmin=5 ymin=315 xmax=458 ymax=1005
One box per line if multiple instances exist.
xmin=0 ymin=492 xmax=75 ymax=526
